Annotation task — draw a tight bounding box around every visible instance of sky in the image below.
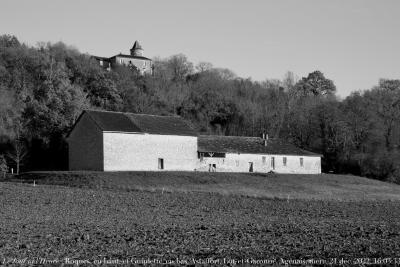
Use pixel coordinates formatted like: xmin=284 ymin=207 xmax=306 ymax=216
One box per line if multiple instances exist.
xmin=1 ymin=0 xmax=400 ymax=97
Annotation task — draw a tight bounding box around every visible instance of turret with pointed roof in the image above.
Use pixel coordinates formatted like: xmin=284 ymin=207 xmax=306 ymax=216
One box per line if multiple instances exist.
xmin=130 ymin=41 xmax=143 ymax=56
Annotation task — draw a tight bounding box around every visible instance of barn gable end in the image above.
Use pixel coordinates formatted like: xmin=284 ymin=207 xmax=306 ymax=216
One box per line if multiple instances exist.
xmin=67 ymin=112 xmax=104 ymax=171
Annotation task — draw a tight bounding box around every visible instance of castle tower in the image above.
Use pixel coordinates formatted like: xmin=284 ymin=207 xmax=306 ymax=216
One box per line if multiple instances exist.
xmin=130 ymin=41 xmax=143 ymax=56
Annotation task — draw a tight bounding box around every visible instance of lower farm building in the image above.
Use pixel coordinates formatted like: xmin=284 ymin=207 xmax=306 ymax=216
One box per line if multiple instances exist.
xmin=197 ymin=135 xmax=321 ymax=174
xmin=67 ymin=110 xmax=321 ymax=174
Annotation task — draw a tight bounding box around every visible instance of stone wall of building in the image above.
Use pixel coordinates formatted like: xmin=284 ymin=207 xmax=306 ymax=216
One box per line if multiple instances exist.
xmin=196 ymin=153 xmax=321 ymax=174
xmin=103 ymin=133 xmax=198 ymax=171
xmin=111 ymin=56 xmax=152 ymax=74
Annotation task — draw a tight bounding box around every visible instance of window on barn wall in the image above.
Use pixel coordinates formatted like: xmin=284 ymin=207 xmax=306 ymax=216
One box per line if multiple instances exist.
xmin=235 ymin=160 xmax=239 ymax=167
xmin=271 ymin=157 xmax=275 ymax=170
xmin=300 ymin=157 xmax=304 ymax=167
xmin=283 ymin=157 xmax=287 ymax=166
xmin=158 ymin=158 xmax=164 ymax=170
xmin=203 ymin=152 xmax=225 ymax=158
xmin=248 ymin=162 xmax=253 ymax=172
xmin=262 ymin=156 xmax=266 ymax=165
xmin=199 ymin=153 xmax=204 ymax=162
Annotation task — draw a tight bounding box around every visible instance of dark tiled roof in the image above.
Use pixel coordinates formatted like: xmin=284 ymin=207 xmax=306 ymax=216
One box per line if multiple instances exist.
xmin=125 ymin=113 xmax=197 ymax=136
xmin=198 ymin=135 xmax=321 ymax=156
xmin=86 ymin=110 xmax=141 ymax=132
xmin=92 ymin=56 xmax=110 ymax=61
xmin=85 ymin=110 xmax=197 ymax=136
xmin=110 ymin=54 xmax=151 ymax=61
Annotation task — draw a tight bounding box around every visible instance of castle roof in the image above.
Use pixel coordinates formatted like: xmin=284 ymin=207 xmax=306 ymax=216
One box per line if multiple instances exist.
xmin=131 ymin=41 xmax=143 ymax=50
xmin=110 ymin=54 xmax=151 ymax=61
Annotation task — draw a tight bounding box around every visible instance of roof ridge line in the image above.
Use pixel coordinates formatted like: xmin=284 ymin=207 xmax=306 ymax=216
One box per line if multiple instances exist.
xmin=109 ymin=54 xmax=151 ymax=60
xmin=200 ymin=135 xmax=262 ymax=138
xmin=85 ymin=109 xmax=181 ymax=118
xmin=131 ymin=113 xmax=181 ymax=118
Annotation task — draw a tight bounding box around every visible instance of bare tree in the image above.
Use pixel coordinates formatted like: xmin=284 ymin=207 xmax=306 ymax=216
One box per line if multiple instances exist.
xmin=167 ymin=54 xmax=194 ymax=82
xmin=195 ymin=62 xmax=213 ymax=73
xmin=7 ymin=138 xmax=28 ymax=175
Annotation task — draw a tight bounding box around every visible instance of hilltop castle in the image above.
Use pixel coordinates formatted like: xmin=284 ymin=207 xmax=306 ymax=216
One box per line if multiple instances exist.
xmin=93 ymin=41 xmax=153 ymax=75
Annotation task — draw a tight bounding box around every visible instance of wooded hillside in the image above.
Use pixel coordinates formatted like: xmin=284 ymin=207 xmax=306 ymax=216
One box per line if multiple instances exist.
xmin=0 ymin=34 xmax=399 ymax=183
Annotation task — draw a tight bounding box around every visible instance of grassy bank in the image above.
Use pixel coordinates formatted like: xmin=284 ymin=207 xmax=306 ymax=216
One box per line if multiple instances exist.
xmin=11 ymin=171 xmax=400 ymax=201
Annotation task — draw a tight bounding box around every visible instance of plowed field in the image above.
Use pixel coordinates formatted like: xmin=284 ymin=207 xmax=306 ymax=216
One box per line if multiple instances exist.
xmin=1 ymin=178 xmax=400 ymax=264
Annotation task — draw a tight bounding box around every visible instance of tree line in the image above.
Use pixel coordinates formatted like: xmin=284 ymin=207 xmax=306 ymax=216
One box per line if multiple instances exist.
xmin=0 ymin=34 xmax=399 ymax=183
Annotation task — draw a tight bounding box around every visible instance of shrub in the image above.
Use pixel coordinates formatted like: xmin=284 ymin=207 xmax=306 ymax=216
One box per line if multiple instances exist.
xmin=0 ymin=154 xmax=7 ymax=178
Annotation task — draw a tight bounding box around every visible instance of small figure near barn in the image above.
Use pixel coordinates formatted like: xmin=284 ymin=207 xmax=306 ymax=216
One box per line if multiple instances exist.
xmin=67 ymin=110 xmax=321 ymax=174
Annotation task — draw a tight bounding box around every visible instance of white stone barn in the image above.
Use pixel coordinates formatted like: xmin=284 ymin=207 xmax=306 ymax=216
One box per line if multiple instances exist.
xmin=67 ymin=110 xmax=198 ymax=171
xmin=67 ymin=110 xmax=321 ymax=174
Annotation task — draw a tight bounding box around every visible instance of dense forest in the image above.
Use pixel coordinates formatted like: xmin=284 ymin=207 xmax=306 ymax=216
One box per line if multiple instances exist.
xmin=0 ymin=34 xmax=399 ymax=183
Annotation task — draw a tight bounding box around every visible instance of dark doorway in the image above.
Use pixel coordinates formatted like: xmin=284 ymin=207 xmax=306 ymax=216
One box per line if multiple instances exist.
xmin=249 ymin=162 xmax=253 ymax=172
xmin=158 ymin=158 xmax=164 ymax=170
xmin=208 ymin=164 xmax=216 ymax=172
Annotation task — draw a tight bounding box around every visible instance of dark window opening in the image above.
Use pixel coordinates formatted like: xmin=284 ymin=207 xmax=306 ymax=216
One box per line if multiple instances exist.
xmin=271 ymin=157 xmax=275 ymax=170
xmin=208 ymin=164 xmax=216 ymax=172
xmin=249 ymin=162 xmax=253 ymax=172
xmin=283 ymin=157 xmax=287 ymax=166
xmin=158 ymin=158 xmax=164 ymax=170
xmin=300 ymin=157 xmax=304 ymax=167
xmin=200 ymin=152 xmax=226 ymax=158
